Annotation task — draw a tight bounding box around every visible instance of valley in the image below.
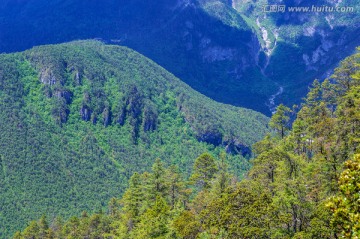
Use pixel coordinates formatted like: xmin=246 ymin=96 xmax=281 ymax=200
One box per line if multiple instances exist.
xmin=11 ymin=48 xmax=360 ymax=239
xmin=0 ymin=0 xmax=359 ymax=238
xmin=0 ymin=0 xmax=358 ymax=115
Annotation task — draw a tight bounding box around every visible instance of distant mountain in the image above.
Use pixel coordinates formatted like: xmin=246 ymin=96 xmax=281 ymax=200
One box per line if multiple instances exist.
xmin=0 ymin=41 xmax=268 ymax=237
xmin=0 ymin=0 xmax=272 ymax=114
xmin=232 ymin=0 xmax=360 ymax=111
xmin=1 ymin=0 xmax=358 ymax=115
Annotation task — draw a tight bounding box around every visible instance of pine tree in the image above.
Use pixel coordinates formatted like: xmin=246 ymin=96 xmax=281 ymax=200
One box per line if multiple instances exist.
xmin=269 ymin=104 xmax=292 ymax=139
xmin=50 ymin=217 xmax=64 ymax=239
xmin=13 ymin=231 xmax=23 ymax=239
xmin=190 ymin=153 xmax=218 ymax=190
xmin=173 ymin=211 xmax=201 ymax=239
xmin=211 ymin=152 xmax=231 ymax=195
xmin=335 ymin=85 xmax=360 ymax=158
xmin=332 ymin=52 xmax=360 ymax=93
xmin=131 ymin=196 xmax=170 ymax=239
xmin=62 ymin=216 xmax=81 ymax=238
xmin=38 ymin=215 xmax=49 ymax=239
xmin=108 ymin=197 xmax=121 ymax=217
xmin=22 ymin=221 xmax=39 ymax=239
xmin=121 ymin=172 xmax=144 ymax=229
xmin=166 ymin=165 xmax=188 ymax=209
xmin=151 ymin=158 xmax=168 ymax=200
xmin=305 ymin=80 xmax=322 ymax=107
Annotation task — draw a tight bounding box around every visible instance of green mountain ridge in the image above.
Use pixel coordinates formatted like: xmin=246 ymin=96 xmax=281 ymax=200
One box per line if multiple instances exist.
xmin=0 ymin=0 xmax=359 ymax=115
xmin=0 ymin=40 xmax=268 ymax=237
xmin=13 ymin=47 xmax=360 ymax=239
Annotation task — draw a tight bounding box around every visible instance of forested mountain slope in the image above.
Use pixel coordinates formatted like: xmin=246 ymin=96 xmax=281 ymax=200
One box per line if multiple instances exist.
xmin=0 ymin=0 xmax=273 ymax=114
xmin=0 ymin=41 xmax=268 ymax=237
xmin=14 ymin=47 xmax=360 ymax=239
xmin=1 ymin=0 xmax=358 ymax=114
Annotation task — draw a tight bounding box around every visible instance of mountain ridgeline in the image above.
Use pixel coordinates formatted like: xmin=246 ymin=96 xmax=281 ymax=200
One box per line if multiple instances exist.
xmin=1 ymin=0 xmax=359 ymax=114
xmin=13 ymin=48 xmax=360 ymax=238
xmin=0 ymin=41 xmax=268 ymax=237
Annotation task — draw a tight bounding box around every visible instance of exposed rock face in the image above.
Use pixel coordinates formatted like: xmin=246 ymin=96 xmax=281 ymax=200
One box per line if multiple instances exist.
xmin=102 ymin=107 xmax=111 ymax=127
xmin=78 ymin=84 xmax=159 ymax=134
xmin=303 ymin=26 xmax=316 ymax=37
xmin=117 ymin=106 xmax=127 ymax=126
xmin=197 ymin=131 xmax=223 ymax=146
xmin=143 ymin=104 xmax=158 ymax=132
xmin=73 ymin=70 xmax=82 ymax=85
xmin=80 ymin=105 xmax=92 ymax=121
xmin=37 ymin=67 xmax=73 ymax=124
xmin=53 ymin=89 xmax=72 ymax=104
xmin=196 ymin=124 xmax=224 ymax=146
xmin=40 ymin=68 xmax=58 ymax=85
xmin=224 ymin=139 xmax=251 ymax=157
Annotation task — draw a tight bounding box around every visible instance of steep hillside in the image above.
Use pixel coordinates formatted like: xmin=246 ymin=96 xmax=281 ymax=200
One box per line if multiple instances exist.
xmin=0 ymin=0 xmax=273 ymax=114
xmin=0 ymin=0 xmax=359 ymax=115
xmin=232 ymin=0 xmax=360 ymax=111
xmin=14 ymin=47 xmax=360 ymax=239
xmin=0 ymin=41 xmax=268 ymax=237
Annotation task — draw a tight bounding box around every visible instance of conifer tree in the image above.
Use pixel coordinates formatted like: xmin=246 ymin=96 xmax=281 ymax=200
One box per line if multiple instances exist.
xmin=269 ymin=104 xmax=292 ymax=139
xmin=121 ymin=172 xmax=144 ymax=229
xmin=131 ymin=196 xmax=170 ymax=239
xmin=22 ymin=221 xmax=40 ymax=239
xmin=38 ymin=215 xmax=49 ymax=239
xmin=151 ymin=158 xmax=168 ymax=199
xmin=166 ymin=165 xmax=188 ymax=209
xmin=190 ymin=153 xmax=218 ymax=190
xmin=211 ymin=151 xmax=231 ymax=195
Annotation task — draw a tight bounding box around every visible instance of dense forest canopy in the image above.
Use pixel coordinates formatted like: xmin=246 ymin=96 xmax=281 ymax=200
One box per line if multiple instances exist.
xmin=0 ymin=0 xmax=359 ymax=238
xmin=13 ymin=48 xmax=360 ymax=238
xmin=0 ymin=41 xmax=269 ymax=237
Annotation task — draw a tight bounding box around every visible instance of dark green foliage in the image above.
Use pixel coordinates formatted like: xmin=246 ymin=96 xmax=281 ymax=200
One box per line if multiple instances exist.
xmin=12 ymin=38 xmax=360 ymax=239
xmin=0 ymin=0 xmax=274 ymax=114
xmin=190 ymin=153 xmax=218 ymax=190
xmin=0 ymin=41 xmax=268 ymax=237
xmin=269 ymin=104 xmax=292 ymax=138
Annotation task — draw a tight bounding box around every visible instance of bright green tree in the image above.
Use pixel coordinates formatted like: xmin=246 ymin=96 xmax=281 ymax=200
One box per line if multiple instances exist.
xmin=190 ymin=153 xmax=218 ymax=190
xmin=173 ymin=211 xmax=201 ymax=239
xmin=131 ymin=196 xmax=170 ymax=239
xmin=269 ymin=104 xmax=292 ymax=138
xmin=211 ymin=151 xmax=231 ymax=195
xmin=166 ymin=165 xmax=188 ymax=209
xmin=328 ymin=154 xmax=360 ymax=238
xmin=121 ymin=172 xmax=144 ymax=229
xmin=151 ymin=158 xmax=168 ymax=200
xmin=22 ymin=221 xmax=39 ymax=239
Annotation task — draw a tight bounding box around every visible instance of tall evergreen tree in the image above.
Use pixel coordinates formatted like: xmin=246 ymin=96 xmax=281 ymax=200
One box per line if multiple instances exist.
xmin=122 ymin=172 xmax=144 ymax=229
xmin=131 ymin=196 xmax=170 ymax=239
xmin=151 ymin=158 xmax=168 ymax=200
xmin=190 ymin=153 xmax=218 ymax=190
xmin=269 ymin=104 xmax=292 ymax=139
xmin=166 ymin=165 xmax=188 ymax=209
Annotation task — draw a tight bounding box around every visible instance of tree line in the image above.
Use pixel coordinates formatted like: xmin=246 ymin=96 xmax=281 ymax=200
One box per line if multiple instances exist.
xmin=14 ymin=47 xmax=360 ymax=238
